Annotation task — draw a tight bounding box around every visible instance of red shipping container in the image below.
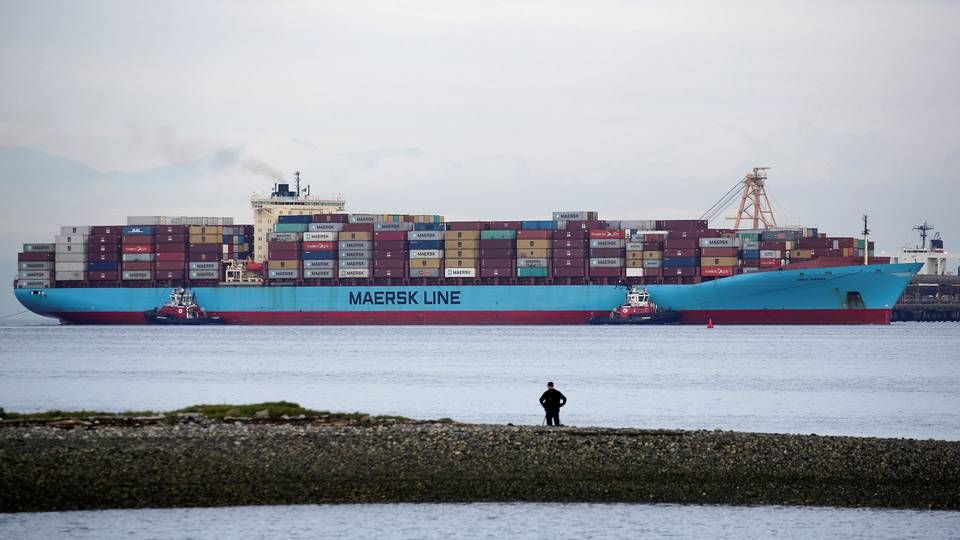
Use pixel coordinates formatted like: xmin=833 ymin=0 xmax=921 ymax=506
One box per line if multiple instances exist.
xmin=589 ymin=229 xmax=625 ymax=239
xmin=156 ymin=234 xmax=188 ymax=244
xmin=742 ymin=259 xmax=760 ymax=268
xmin=480 ymin=267 xmax=514 ymax=278
xmin=565 ymin=220 xmax=606 ymax=230
xmin=156 ymin=252 xmax=186 ymax=262
xmin=701 ymin=266 xmax=735 ymax=277
xmin=446 ymin=221 xmax=486 ymax=231
xmin=479 ymin=249 xmax=515 ymax=258
xmin=18 ymin=252 xmax=55 ymax=262
xmin=268 ymin=250 xmax=300 ymax=260
xmin=664 ymin=239 xmax=697 ymax=249
xmin=588 ymin=267 xmax=622 ymax=277
xmin=643 ymin=267 xmax=663 ymax=277
xmin=90 ymin=226 xmax=124 ymax=236
xmin=303 ymin=241 xmax=336 ymax=251
xmin=759 ymin=241 xmax=786 ymax=250
xmin=759 ymin=258 xmax=781 ymax=268
xmin=122 ymin=244 xmax=154 ymax=254
xmin=88 ymin=244 xmax=118 ymax=254
xmin=643 ymin=233 xmax=667 ymax=242
xmin=156 ymin=261 xmax=187 ymax=270
xmin=88 ymin=235 xmax=120 ymax=245
xmin=374 ymin=231 xmax=407 ymax=241
xmin=122 ymin=235 xmax=153 ymax=244
xmin=154 ymin=225 xmax=189 ymax=234
xmin=552 ymin=258 xmax=585 ymax=267
xmin=657 ymin=219 xmax=707 ymax=230
xmin=374 ymin=250 xmax=408 ymax=259
xmin=373 ymin=240 xmax=406 ymax=250
xmin=155 ymin=270 xmax=185 ymax=280
xmin=87 ymin=271 xmax=119 ymax=281
xmin=590 ymin=248 xmax=625 ymax=258
xmin=122 ymin=261 xmax=152 ymax=271
xmin=487 ymin=221 xmax=522 ymax=230
xmin=701 ymin=247 xmax=738 ymax=257
xmin=189 ymin=252 xmax=220 ymax=262
xmin=189 ymin=244 xmax=220 ymax=253
xmin=516 ymin=230 xmax=551 ymax=240
xmin=834 ymin=237 xmax=855 ymax=248
xmin=552 ymin=267 xmax=585 ymax=277
xmin=553 ymin=239 xmax=587 ymax=249
xmin=88 ymin=252 xmax=119 ymax=262
xmin=798 ymin=238 xmax=832 ymax=248
xmin=663 ymin=267 xmax=697 ymax=276
xmin=553 ymin=248 xmax=587 ymax=258
xmin=479 ymin=240 xmax=513 ymax=249
xmin=552 ymin=230 xmax=588 ymax=240
xmin=665 ymin=248 xmax=699 ymax=257
xmin=643 ymin=241 xmax=664 ymax=250
xmin=312 ymin=213 xmax=350 ymax=223
xmin=342 ymin=223 xmax=375 ymax=232
xmin=481 ymin=258 xmax=514 ymax=268
xmin=267 ymin=241 xmax=300 ymax=251
xmin=155 ymin=243 xmax=187 ymax=253
xmin=374 ymin=268 xmax=405 ymax=278
xmin=374 ymin=259 xmax=406 ymax=269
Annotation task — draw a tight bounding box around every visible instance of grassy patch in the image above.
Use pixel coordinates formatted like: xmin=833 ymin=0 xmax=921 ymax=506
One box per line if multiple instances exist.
xmin=1 ymin=402 xmax=413 ymax=422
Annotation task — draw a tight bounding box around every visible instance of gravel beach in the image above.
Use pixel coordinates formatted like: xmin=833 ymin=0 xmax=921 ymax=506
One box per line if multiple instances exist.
xmin=2 ymin=419 xmax=958 ymax=512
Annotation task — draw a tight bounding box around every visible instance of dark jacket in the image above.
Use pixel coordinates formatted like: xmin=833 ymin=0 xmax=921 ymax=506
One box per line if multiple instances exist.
xmin=539 ymin=388 xmax=567 ymax=410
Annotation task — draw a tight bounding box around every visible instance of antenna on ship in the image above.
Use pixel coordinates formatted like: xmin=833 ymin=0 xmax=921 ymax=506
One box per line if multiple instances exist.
xmin=913 ymin=220 xmax=934 ymax=249
xmin=700 ymin=166 xmax=779 ymax=230
xmin=294 ymin=171 xmax=301 ymax=196
xmin=862 ymin=214 xmax=871 ymax=266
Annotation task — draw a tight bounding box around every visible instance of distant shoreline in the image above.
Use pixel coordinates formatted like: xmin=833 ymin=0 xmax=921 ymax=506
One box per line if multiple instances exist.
xmin=2 ymin=416 xmax=958 ymax=512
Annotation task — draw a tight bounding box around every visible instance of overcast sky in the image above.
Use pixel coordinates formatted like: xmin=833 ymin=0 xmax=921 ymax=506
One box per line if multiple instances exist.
xmin=1 ymin=0 xmax=958 ymax=279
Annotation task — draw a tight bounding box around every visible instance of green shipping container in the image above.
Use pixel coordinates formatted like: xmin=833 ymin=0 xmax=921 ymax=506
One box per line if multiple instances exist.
xmin=275 ymin=223 xmax=308 ymax=233
xmin=736 ymin=232 xmax=761 ymax=241
xmin=517 ymin=266 xmax=549 ymax=277
xmin=481 ymin=230 xmax=517 ymax=240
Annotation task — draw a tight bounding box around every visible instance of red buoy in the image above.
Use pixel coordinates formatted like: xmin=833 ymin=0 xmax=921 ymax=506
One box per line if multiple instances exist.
xmin=707 ymin=317 xmax=714 ymax=329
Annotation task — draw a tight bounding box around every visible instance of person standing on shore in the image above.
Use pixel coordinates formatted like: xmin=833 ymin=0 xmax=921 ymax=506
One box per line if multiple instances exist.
xmin=539 ymin=381 xmax=567 ymax=426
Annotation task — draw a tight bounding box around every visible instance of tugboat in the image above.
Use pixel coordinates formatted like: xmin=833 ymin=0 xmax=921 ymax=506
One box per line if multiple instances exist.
xmin=587 ymin=286 xmax=680 ymax=325
xmin=144 ymin=288 xmax=224 ymax=325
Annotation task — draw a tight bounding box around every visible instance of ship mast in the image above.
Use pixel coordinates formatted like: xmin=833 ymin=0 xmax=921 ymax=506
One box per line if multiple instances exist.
xmin=913 ymin=220 xmax=934 ymax=249
xmin=862 ymin=214 xmax=870 ymax=266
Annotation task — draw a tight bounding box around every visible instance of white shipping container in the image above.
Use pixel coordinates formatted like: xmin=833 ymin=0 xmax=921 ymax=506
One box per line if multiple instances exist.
xmin=759 ymin=250 xmax=782 ymax=259
xmin=302 ymin=260 xmax=336 ymax=269
xmin=626 ymin=268 xmax=644 ymax=277
xmin=122 ymin=271 xmax=153 ymax=280
xmin=55 ymin=253 xmax=87 ymax=263
xmin=303 ymin=231 xmax=337 ymax=241
xmin=307 ymin=223 xmax=345 ymax=232
xmin=348 ymin=214 xmax=378 ymax=224
xmin=407 ymin=231 xmax=444 ymax=241
xmin=189 ymin=262 xmax=219 ymax=270
xmin=339 ymin=259 xmax=370 ymax=269
xmin=741 ymin=240 xmax=760 ymax=251
xmin=516 ymin=258 xmax=549 ymax=268
xmin=126 ymin=216 xmax=162 ymax=225
xmin=590 ymin=239 xmax=625 ymax=249
xmin=409 ymin=268 xmax=440 ymax=278
xmin=19 ymin=261 xmax=54 ymax=270
xmin=338 ymin=268 xmax=370 ymax=278
xmin=625 ymin=241 xmax=645 ymax=251
xmin=589 ymin=258 xmax=623 ymax=267
xmin=16 ymin=280 xmax=51 ymax=288
xmin=55 ymin=244 xmax=88 ymax=254
xmin=55 ymin=262 xmax=86 ymax=272
xmin=338 ymin=250 xmax=372 ymax=259
xmin=18 ymin=270 xmax=51 ymax=280
xmin=189 ymin=270 xmax=220 ymax=280
xmin=621 ymin=220 xmax=657 ymax=231
xmin=122 ymin=253 xmax=155 ymax=262
xmin=699 ymin=237 xmax=738 ymax=248
xmin=410 ymin=249 xmax=443 ymax=259
xmin=23 ymin=243 xmax=56 ymax=252
xmin=444 ymin=268 xmax=477 ymax=278
xmin=374 ymin=222 xmax=414 ymax=231
xmin=267 ymin=232 xmax=301 ymax=242
xmin=59 ymin=226 xmax=91 ymax=235
xmin=552 ymin=211 xmax=592 ymax=221
xmin=338 ymin=240 xmax=372 ymax=250
xmin=303 ymin=269 xmax=335 ymax=279
xmin=55 ymin=271 xmax=85 ymax=281
xmin=267 ymin=269 xmax=300 ymax=279
xmin=54 ymin=234 xmax=88 ymax=244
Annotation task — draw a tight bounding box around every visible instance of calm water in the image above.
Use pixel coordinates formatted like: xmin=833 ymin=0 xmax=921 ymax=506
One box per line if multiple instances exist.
xmin=2 ymin=322 xmax=959 ymax=536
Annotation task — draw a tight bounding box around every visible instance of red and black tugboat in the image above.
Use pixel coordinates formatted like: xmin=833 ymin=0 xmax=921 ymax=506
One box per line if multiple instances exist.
xmin=587 ymin=286 xmax=680 ymax=325
xmin=144 ymin=288 xmax=224 ymax=325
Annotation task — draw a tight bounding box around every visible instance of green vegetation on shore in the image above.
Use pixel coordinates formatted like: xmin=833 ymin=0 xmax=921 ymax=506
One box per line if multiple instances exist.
xmin=0 ymin=401 xmax=414 ymax=423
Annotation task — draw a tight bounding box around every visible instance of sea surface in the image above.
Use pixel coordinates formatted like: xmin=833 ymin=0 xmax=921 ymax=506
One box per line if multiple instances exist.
xmin=1 ymin=321 xmax=958 ymax=537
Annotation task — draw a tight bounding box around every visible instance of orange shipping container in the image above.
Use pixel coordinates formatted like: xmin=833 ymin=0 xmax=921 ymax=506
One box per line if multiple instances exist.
xmin=445 ymin=249 xmax=478 ymax=258
xmin=446 ymin=240 xmax=479 ymax=249
xmin=267 ymin=260 xmax=300 ymax=269
xmin=701 ymin=256 xmax=739 ymax=267
xmin=443 ymin=230 xmax=481 ymax=241
xmin=445 ymin=258 xmax=476 ymax=268
xmin=409 ymin=258 xmax=441 ymax=269
xmin=516 ymin=239 xmax=551 ymax=249
xmin=517 ymin=248 xmax=551 ymax=258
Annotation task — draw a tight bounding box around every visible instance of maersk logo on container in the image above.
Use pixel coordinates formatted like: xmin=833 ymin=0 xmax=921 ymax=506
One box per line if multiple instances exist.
xmin=349 ymin=289 xmax=462 ymax=305
xmin=407 ymin=231 xmax=444 ymax=241
xmin=411 ymin=249 xmax=443 ymax=258
xmin=699 ymin=238 xmax=738 ymax=248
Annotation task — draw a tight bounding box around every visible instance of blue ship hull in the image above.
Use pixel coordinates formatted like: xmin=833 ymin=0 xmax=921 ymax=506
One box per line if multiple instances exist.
xmin=14 ymin=263 xmax=921 ymax=325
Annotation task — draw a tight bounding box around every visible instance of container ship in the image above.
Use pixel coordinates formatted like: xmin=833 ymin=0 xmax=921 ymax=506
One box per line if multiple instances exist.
xmin=12 ymin=172 xmax=921 ymax=325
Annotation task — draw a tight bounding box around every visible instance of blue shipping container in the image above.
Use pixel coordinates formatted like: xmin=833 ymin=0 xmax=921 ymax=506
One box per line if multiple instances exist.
xmin=521 ymin=220 xmax=555 ymax=230
xmin=277 ymin=215 xmax=313 ymax=224
xmin=413 ymin=223 xmax=446 ymax=231
xmin=408 ymin=240 xmax=444 ymax=250
xmin=302 ymin=251 xmax=338 ymax=260
xmin=740 ymin=250 xmax=760 ymax=260
xmin=122 ymin=225 xmax=156 ymax=236
xmin=662 ymin=256 xmax=698 ymax=268
xmin=87 ymin=262 xmax=119 ymax=271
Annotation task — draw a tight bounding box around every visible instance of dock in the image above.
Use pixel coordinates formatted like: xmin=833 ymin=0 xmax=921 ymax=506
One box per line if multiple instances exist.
xmin=893 ymin=275 xmax=960 ymax=322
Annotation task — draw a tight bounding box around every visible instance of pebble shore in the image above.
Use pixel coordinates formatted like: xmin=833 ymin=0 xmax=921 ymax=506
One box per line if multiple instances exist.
xmin=2 ymin=419 xmax=958 ymax=512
